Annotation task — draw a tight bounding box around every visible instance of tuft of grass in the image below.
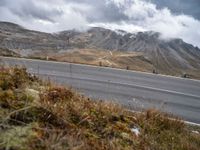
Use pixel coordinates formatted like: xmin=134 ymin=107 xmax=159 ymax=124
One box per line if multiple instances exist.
xmin=0 ymin=67 xmax=200 ymax=150
xmin=0 ymin=123 xmax=39 ymax=150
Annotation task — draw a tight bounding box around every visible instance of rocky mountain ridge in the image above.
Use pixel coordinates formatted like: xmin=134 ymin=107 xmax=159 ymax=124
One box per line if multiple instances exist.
xmin=0 ymin=21 xmax=200 ymax=74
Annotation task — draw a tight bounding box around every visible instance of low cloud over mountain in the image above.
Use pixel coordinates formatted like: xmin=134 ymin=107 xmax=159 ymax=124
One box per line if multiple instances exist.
xmin=0 ymin=0 xmax=200 ymax=47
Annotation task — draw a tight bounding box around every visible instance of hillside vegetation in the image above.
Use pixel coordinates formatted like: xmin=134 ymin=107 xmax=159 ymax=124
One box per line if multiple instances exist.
xmin=0 ymin=67 xmax=200 ymax=150
xmin=32 ymin=48 xmax=200 ymax=80
xmin=47 ymin=49 xmax=154 ymax=72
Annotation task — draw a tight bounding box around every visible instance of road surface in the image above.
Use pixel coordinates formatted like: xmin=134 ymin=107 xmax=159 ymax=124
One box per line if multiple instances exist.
xmin=1 ymin=57 xmax=200 ymax=123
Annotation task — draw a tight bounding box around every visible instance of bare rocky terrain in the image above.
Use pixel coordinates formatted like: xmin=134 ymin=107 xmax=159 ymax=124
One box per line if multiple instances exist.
xmin=1 ymin=21 xmax=200 ymax=78
xmin=0 ymin=22 xmax=69 ymax=56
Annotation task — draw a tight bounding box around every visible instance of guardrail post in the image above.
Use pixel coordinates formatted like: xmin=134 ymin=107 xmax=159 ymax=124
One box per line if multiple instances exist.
xmin=99 ymin=61 xmax=102 ymax=66
xmin=37 ymin=65 xmax=40 ymax=76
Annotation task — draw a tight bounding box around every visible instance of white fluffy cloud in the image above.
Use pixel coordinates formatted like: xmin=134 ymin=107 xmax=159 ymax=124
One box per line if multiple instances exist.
xmin=0 ymin=0 xmax=89 ymax=32
xmin=104 ymin=0 xmax=200 ymax=47
xmin=0 ymin=0 xmax=200 ymax=47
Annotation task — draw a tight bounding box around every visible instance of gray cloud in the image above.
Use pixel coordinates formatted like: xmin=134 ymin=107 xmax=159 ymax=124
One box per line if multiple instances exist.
xmin=64 ymin=0 xmax=129 ymax=22
xmin=150 ymin=0 xmax=200 ymax=20
xmin=0 ymin=0 xmax=62 ymax=22
xmin=1 ymin=0 xmax=199 ymax=25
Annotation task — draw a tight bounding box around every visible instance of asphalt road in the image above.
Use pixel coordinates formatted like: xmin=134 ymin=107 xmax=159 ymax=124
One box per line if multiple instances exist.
xmin=1 ymin=57 xmax=200 ymax=123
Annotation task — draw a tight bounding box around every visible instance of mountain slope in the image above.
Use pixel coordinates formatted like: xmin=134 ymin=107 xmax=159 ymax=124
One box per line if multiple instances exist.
xmin=82 ymin=28 xmax=200 ymax=72
xmin=0 ymin=21 xmax=200 ymax=77
xmin=0 ymin=22 xmax=69 ymax=56
xmin=58 ymin=27 xmax=200 ymax=75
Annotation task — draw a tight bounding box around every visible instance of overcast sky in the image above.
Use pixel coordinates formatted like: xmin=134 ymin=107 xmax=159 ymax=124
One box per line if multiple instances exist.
xmin=0 ymin=0 xmax=200 ymax=47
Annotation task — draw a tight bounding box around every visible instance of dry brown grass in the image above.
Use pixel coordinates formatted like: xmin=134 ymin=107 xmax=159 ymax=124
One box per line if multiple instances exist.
xmin=34 ymin=49 xmax=154 ymax=72
xmin=0 ymin=67 xmax=200 ymax=150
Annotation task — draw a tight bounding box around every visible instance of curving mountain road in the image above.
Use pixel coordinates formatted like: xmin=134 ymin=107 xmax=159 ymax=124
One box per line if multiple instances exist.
xmin=1 ymin=57 xmax=200 ymax=123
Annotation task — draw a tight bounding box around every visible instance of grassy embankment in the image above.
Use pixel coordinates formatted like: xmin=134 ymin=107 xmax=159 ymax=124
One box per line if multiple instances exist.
xmin=0 ymin=67 xmax=200 ymax=150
